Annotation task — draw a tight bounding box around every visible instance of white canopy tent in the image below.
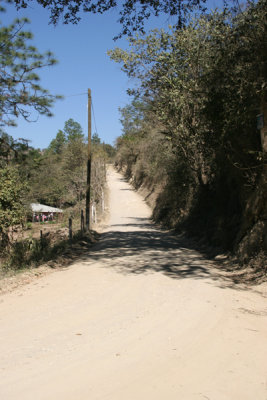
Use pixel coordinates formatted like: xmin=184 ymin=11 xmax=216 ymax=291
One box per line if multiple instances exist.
xmin=30 ymin=203 xmax=63 ymax=213
xmin=30 ymin=203 xmax=63 ymax=222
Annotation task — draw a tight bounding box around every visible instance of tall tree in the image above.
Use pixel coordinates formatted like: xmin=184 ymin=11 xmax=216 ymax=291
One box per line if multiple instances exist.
xmin=47 ymin=130 xmax=66 ymax=154
xmin=31 ymin=119 xmax=87 ymax=207
xmin=0 ymin=8 xmax=61 ymax=247
xmin=63 ymin=118 xmax=84 ymax=142
xmin=92 ymin=132 xmax=101 ymax=145
xmin=0 ymin=11 xmax=60 ymax=130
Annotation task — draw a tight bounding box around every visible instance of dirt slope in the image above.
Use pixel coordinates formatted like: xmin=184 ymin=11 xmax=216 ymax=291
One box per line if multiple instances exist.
xmin=0 ymin=167 xmax=267 ymax=399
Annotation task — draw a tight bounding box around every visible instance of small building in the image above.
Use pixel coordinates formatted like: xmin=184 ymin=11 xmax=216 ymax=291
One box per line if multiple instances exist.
xmin=30 ymin=203 xmax=63 ymax=222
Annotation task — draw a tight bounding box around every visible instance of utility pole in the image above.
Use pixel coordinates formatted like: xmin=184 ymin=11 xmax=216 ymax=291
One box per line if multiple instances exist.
xmin=86 ymin=88 xmax=91 ymax=231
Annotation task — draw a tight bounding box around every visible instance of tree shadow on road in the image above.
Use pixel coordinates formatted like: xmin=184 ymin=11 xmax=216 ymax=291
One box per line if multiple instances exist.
xmin=53 ymin=218 xmax=263 ymax=290
xmin=75 ymin=221 xmax=242 ymax=289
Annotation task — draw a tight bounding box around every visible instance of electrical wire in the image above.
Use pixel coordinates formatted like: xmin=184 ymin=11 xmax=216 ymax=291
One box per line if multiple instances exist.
xmin=91 ymin=98 xmax=98 ymax=137
xmin=61 ymin=91 xmax=99 ymax=138
xmin=63 ymin=92 xmax=87 ymax=100
xmin=64 ymin=92 xmax=87 ymax=98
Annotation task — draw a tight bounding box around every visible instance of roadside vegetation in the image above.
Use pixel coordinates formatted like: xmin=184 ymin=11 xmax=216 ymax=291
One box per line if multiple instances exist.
xmin=109 ymin=0 xmax=266 ymax=274
xmin=0 ymin=121 xmax=114 ymax=272
xmin=0 ymin=4 xmax=114 ymax=273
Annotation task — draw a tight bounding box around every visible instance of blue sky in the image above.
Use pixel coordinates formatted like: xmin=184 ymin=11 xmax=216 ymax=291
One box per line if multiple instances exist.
xmin=4 ymin=0 xmax=223 ymax=149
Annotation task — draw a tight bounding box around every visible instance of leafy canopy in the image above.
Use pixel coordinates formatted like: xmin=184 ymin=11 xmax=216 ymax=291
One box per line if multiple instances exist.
xmin=10 ymin=0 xmax=245 ymax=39
xmin=110 ymin=0 xmax=266 ymax=187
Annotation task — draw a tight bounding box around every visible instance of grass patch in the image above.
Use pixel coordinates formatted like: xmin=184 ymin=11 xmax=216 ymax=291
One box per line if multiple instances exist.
xmin=0 ymin=229 xmax=99 ymax=277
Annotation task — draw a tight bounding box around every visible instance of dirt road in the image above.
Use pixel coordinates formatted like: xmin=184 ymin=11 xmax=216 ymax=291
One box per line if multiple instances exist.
xmin=1 ymin=167 xmax=267 ymax=399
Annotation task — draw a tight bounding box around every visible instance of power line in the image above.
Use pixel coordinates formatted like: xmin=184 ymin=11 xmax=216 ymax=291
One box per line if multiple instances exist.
xmin=62 ymin=91 xmax=99 ymax=138
xmin=91 ymin=98 xmax=98 ymax=137
xmin=64 ymin=92 xmax=87 ymax=98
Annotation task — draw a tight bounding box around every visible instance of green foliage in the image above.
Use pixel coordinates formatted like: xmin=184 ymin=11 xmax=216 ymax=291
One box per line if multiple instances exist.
xmin=0 ymin=132 xmax=16 ymax=165
xmin=0 ymin=10 xmax=60 ymax=130
xmin=27 ymin=118 xmax=112 ymax=209
xmin=102 ymin=143 xmax=116 ymax=159
xmin=47 ymin=130 xmax=66 ymax=154
xmin=29 ymin=153 xmax=67 ymax=206
xmin=119 ymin=100 xmax=145 ymax=135
xmin=92 ymin=132 xmax=101 ymax=145
xmin=0 ymin=166 xmax=27 ymax=245
xmin=0 ymin=117 xmax=110 ymax=266
xmin=29 ymin=118 xmax=86 ymax=207
xmin=110 ymin=2 xmax=266 ymax=171
xmin=63 ymin=118 xmax=84 ymax=142
xmin=115 ymin=99 xmax=168 ymax=184
xmin=0 ymin=5 xmax=62 ymax=246
xmin=1 ymin=228 xmax=87 ymax=271
xmin=111 ymin=0 xmax=267 ymax=252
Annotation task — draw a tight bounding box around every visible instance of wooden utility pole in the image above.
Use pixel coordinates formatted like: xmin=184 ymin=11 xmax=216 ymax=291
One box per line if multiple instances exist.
xmin=86 ymin=89 xmax=92 ymax=231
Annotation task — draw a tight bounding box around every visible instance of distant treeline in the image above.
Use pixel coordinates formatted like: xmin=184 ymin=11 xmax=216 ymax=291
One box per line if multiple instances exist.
xmin=0 ymin=118 xmax=115 ymax=247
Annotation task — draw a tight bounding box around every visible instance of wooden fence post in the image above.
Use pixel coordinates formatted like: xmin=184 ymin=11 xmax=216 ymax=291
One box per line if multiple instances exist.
xmin=81 ymin=210 xmax=84 ymax=232
xmin=69 ymin=218 xmax=72 ymax=241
